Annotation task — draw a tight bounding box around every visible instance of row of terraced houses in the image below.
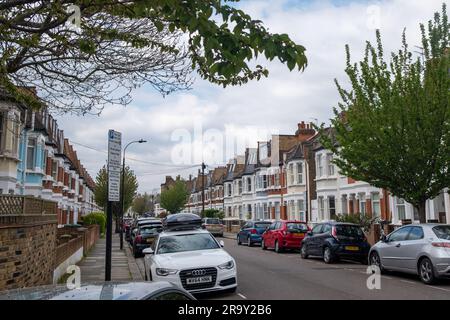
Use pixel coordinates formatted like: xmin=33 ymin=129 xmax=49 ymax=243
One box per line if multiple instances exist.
xmin=162 ymin=121 xmax=450 ymax=230
xmin=0 ymin=87 xmax=100 ymax=225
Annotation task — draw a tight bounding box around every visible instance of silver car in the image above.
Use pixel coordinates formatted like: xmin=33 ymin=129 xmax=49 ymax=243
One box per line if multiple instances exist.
xmin=369 ymin=224 xmax=450 ymax=284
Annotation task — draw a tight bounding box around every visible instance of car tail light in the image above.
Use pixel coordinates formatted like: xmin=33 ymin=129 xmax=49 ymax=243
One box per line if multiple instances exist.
xmin=250 ymin=229 xmax=257 ymax=234
xmin=331 ymin=227 xmax=339 ymax=241
xmin=432 ymin=242 xmax=450 ymax=248
xmin=135 ymin=235 xmax=142 ymax=244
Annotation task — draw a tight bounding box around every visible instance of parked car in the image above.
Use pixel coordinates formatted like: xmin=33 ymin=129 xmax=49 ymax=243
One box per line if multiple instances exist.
xmin=130 ymin=218 xmax=160 ymax=244
xmin=143 ymin=213 xmax=237 ymax=295
xmin=201 ymin=218 xmax=224 ymax=237
xmin=0 ymin=281 xmax=195 ymax=300
xmin=261 ymin=220 xmax=310 ymax=253
xmin=123 ymin=218 xmax=134 ymax=241
xmin=300 ymin=222 xmax=370 ymax=264
xmin=132 ymin=222 xmax=163 ymax=258
xmin=237 ymin=221 xmax=272 ymax=247
xmin=369 ymin=224 xmax=450 ymax=284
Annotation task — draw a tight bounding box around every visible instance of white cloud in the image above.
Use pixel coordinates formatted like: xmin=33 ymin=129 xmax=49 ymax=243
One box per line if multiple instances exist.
xmin=55 ymin=0 xmax=444 ymax=192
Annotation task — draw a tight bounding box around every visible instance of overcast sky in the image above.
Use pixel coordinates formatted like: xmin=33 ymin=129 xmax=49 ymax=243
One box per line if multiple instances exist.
xmin=55 ymin=0 xmax=444 ymax=193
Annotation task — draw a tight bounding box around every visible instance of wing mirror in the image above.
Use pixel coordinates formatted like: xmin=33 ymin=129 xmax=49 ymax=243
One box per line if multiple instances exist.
xmin=142 ymin=248 xmax=154 ymax=255
xmin=380 ymin=234 xmax=387 ymax=242
xmin=307 ymin=231 xmax=313 ymax=237
xmin=219 ymin=240 xmax=225 ymax=247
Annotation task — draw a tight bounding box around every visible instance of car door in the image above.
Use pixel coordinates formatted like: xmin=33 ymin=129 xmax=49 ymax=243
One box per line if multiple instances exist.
xmin=240 ymin=222 xmax=251 ymax=242
xmin=265 ymin=222 xmax=276 ymax=247
xmin=379 ymin=226 xmax=412 ymax=270
xmin=274 ymin=222 xmax=284 ymax=245
xmin=400 ymin=226 xmax=426 ymax=271
xmin=308 ymin=224 xmax=324 ymax=255
xmin=318 ymin=224 xmax=332 ymax=254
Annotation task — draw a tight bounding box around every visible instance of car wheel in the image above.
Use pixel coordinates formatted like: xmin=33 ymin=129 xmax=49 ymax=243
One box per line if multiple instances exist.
xmin=247 ymin=237 xmax=252 ymax=247
xmin=237 ymin=235 xmax=242 ymax=245
xmin=261 ymin=239 xmax=267 ymax=250
xmin=369 ymin=252 xmax=384 ymax=273
xmin=275 ymin=240 xmax=282 ymax=253
xmin=419 ymin=257 xmax=436 ymax=285
xmin=323 ymin=247 xmax=334 ymax=264
xmin=300 ymin=244 xmax=308 ymax=259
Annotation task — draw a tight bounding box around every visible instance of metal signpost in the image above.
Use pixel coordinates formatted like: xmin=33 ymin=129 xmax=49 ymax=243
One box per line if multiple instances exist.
xmin=105 ymin=129 xmax=121 ymax=281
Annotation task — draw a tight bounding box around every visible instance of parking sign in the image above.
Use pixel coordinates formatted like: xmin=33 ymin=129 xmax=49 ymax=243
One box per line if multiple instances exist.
xmin=108 ymin=130 xmax=122 ymax=202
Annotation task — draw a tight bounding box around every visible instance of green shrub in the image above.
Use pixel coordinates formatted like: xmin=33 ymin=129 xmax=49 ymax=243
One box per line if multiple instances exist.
xmin=335 ymin=213 xmax=380 ymax=232
xmin=82 ymin=211 xmax=106 ymax=234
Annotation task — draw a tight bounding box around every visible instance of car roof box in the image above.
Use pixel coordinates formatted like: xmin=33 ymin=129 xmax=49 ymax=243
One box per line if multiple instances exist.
xmin=162 ymin=213 xmax=202 ymax=231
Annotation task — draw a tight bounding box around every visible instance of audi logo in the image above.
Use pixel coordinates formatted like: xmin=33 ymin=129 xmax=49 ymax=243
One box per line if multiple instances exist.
xmin=191 ymin=269 xmax=207 ymax=276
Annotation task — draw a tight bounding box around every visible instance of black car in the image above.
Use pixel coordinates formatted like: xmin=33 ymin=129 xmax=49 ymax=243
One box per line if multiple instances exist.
xmin=300 ymin=222 xmax=370 ymax=264
xmin=132 ymin=221 xmax=163 ymax=258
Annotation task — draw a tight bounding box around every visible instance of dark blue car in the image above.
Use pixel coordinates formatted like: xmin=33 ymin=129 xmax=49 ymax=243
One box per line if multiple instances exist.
xmin=237 ymin=221 xmax=272 ymax=247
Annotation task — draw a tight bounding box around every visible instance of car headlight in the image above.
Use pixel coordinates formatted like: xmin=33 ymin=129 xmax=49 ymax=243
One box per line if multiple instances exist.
xmin=218 ymin=260 xmax=235 ymax=270
xmin=155 ymin=268 xmax=178 ymax=276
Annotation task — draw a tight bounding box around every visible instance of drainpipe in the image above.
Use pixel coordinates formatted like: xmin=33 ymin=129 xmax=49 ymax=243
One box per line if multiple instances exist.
xmin=20 ymin=110 xmax=29 ymax=195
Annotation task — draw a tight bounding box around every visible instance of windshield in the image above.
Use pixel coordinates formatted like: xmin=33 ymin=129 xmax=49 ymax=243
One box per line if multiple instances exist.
xmin=335 ymin=225 xmax=364 ymax=237
xmin=157 ymin=233 xmax=220 ymax=254
xmin=433 ymin=226 xmax=450 ymax=240
xmin=287 ymin=223 xmax=308 ymax=232
xmin=205 ymin=218 xmax=220 ymax=225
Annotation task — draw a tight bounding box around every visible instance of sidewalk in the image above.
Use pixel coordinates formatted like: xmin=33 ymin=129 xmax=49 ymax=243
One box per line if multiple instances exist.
xmin=77 ymin=233 xmax=143 ymax=283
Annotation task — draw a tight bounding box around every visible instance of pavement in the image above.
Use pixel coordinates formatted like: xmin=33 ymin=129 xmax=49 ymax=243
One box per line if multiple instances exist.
xmin=77 ymin=233 xmax=143 ymax=283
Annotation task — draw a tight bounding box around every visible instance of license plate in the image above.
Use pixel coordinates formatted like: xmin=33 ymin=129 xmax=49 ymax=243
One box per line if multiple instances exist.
xmin=146 ymin=238 xmax=153 ymax=243
xmin=345 ymin=246 xmax=359 ymax=251
xmin=186 ymin=276 xmax=212 ymax=284
xmin=293 ymin=233 xmax=305 ymax=237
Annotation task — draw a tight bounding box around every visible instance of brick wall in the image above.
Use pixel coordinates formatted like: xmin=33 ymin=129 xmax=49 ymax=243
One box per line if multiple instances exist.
xmin=0 ymin=216 xmax=57 ymax=291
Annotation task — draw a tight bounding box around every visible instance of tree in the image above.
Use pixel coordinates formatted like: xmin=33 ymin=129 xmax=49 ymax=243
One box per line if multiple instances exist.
xmin=132 ymin=193 xmax=153 ymax=215
xmin=160 ymin=180 xmax=189 ymax=214
xmin=94 ymin=165 xmax=139 ymax=222
xmin=1 ymin=0 xmax=307 ymax=114
xmin=321 ymin=5 xmax=449 ymax=223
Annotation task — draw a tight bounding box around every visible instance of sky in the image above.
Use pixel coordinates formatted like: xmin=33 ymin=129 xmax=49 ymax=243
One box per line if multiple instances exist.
xmin=55 ymin=0 xmax=445 ymax=194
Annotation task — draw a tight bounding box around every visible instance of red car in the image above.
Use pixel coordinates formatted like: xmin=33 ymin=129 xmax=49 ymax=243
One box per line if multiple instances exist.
xmin=261 ymin=220 xmax=310 ymax=253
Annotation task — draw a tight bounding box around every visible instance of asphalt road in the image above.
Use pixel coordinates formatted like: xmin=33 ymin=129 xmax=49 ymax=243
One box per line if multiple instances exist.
xmin=212 ymin=238 xmax=450 ymax=300
xmin=135 ymin=237 xmax=450 ymax=300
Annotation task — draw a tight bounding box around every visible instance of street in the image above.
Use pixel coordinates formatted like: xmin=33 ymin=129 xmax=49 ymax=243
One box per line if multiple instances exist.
xmin=135 ymin=237 xmax=450 ymax=300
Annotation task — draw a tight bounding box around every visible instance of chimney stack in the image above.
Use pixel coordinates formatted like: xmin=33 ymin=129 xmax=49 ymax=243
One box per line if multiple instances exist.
xmin=295 ymin=120 xmax=316 ymax=142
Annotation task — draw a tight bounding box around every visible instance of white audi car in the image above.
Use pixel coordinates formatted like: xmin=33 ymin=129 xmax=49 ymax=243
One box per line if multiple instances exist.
xmin=143 ymin=228 xmax=237 ymax=294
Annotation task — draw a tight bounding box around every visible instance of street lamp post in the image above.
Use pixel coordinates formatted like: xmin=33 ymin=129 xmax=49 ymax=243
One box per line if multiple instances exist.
xmin=120 ymin=139 xmax=147 ymax=250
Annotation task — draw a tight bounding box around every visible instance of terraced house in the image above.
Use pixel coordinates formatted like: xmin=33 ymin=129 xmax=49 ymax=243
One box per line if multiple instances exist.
xmin=170 ymin=120 xmax=450 ymax=230
xmin=0 ymin=87 xmax=99 ymax=226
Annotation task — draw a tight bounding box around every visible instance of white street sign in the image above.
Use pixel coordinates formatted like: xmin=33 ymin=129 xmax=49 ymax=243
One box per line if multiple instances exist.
xmin=108 ymin=130 xmax=122 ymax=202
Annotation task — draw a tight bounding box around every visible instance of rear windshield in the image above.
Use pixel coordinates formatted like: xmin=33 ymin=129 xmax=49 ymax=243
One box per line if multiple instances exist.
xmin=255 ymin=222 xmax=271 ymax=229
xmin=206 ymin=218 xmax=221 ymax=225
xmin=140 ymin=225 xmax=162 ymax=235
xmin=433 ymin=226 xmax=450 ymax=240
xmin=287 ymin=223 xmax=308 ymax=232
xmin=335 ymin=225 xmax=364 ymax=237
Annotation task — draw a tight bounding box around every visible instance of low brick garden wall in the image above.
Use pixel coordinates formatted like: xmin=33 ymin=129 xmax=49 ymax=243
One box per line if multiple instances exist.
xmin=0 ymin=215 xmax=57 ymax=290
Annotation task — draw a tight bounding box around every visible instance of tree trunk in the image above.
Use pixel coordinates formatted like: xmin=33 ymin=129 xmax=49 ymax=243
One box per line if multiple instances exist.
xmin=417 ymin=200 xmax=427 ymax=224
